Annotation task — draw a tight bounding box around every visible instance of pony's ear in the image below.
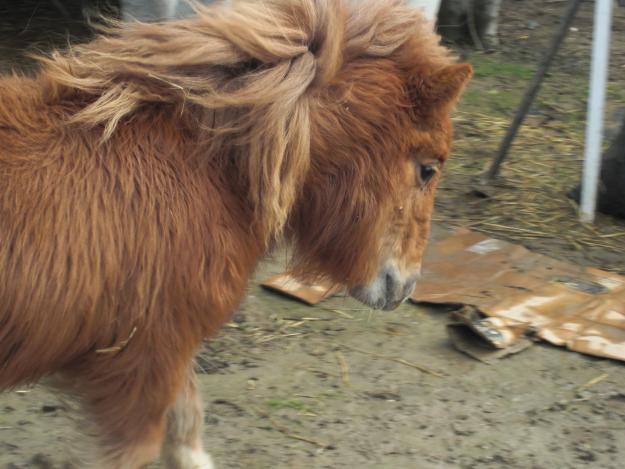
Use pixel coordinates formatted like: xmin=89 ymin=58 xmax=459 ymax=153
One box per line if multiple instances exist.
xmin=414 ymin=63 xmax=473 ymax=110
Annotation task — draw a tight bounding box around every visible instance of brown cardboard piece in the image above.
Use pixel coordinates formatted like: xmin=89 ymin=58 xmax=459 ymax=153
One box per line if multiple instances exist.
xmin=260 ymin=229 xmax=625 ymax=363
xmin=411 ymin=229 xmax=625 ymax=362
xmin=260 ymin=273 xmax=342 ymax=305
xmin=445 ymin=306 xmax=534 ymax=363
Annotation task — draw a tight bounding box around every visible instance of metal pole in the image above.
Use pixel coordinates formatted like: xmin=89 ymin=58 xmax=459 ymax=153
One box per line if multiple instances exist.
xmin=580 ymin=0 xmax=613 ymax=223
xmin=483 ymin=0 xmax=582 ymax=181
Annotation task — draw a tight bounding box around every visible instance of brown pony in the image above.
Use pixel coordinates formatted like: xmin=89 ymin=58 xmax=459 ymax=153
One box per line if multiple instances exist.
xmin=0 ymin=0 xmax=470 ymax=467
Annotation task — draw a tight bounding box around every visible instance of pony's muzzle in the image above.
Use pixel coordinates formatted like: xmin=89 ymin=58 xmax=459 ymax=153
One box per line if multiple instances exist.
xmin=349 ymin=265 xmax=418 ymax=311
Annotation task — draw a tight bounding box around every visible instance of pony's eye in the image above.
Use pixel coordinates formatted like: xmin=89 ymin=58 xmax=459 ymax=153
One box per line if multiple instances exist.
xmin=418 ymin=163 xmax=438 ymax=186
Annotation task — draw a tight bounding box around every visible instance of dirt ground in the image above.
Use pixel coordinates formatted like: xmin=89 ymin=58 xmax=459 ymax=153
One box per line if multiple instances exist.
xmin=2 ymin=1 xmax=625 ymax=468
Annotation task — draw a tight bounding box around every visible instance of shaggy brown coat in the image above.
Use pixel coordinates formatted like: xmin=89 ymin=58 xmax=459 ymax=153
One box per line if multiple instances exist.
xmin=0 ymin=0 xmax=470 ymax=466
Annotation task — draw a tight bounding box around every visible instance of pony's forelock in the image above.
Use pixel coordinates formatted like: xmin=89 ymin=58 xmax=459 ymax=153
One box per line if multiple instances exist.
xmin=37 ymin=0 xmax=441 ymax=240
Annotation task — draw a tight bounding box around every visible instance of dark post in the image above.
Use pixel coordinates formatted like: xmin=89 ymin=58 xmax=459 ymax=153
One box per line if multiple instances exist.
xmin=483 ymin=0 xmax=584 ymax=181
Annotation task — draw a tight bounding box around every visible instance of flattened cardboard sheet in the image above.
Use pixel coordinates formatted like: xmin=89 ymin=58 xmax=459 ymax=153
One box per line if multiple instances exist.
xmin=260 ymin=273 xmax=342 ymax=305
xmin=261 ymin=229 xmax=625 ymax=362
xmin=411 ymin=229 xmax=625 ymax=362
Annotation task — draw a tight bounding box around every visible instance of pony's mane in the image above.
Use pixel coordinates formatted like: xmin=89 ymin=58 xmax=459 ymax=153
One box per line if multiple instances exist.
xmin=37 ymin=0 xmax=450 ymax=240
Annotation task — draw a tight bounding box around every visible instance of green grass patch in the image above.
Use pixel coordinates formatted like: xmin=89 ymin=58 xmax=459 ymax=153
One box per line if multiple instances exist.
xmin=460 ymin=86 xmax=521 ymax=115
xmin=471 ymin=56 xmax=534 ymax=80
xmin=265 ymin=398 xmax=312 ymax=412
xmin=318 ymin=389 xmax=345 ymax=399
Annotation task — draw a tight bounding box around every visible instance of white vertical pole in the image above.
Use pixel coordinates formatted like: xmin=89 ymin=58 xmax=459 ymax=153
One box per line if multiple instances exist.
xmin=580 ymin=0 xmax=613 ymax=223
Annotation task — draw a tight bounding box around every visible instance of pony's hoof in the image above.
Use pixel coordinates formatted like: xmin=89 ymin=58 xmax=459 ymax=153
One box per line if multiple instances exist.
xmin=164 ymin=446 xmax=215 ymax=469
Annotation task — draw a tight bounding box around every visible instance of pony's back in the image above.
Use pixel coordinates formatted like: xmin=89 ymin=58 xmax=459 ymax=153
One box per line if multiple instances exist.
xmin=0 ymin=71 xmax=258 ymax=389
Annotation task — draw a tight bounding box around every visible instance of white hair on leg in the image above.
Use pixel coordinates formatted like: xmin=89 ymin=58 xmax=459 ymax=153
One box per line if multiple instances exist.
xmin=161 ymin=368 xmax=215 ymax=469
xmin=166 ymin=446 xmax=215 ymax=469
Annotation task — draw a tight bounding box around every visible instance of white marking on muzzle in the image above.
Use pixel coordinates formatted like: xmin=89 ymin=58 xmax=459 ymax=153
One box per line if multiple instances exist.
xmin=349 ymin=262 xmax=420 ymax=311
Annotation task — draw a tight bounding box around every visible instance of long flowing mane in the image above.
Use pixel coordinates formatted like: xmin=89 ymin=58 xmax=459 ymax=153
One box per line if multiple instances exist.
xmin=37 ymin=0 xmax=451 ymax=240
xmin=0 ymin=1 xmax=469 ymax=465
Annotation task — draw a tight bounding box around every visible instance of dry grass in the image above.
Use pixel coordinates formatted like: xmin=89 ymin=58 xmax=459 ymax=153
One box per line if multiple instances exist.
xmin=436 ymin=109 xmax=625 ymax=274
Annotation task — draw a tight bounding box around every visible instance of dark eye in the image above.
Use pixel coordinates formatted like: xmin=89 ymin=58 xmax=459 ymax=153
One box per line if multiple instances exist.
xmin=418 ymin=163 xmax=438 ymax=186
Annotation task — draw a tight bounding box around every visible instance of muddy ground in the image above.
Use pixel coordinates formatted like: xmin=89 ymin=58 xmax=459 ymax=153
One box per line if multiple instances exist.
xmin=2 ymin=1 xmax=625 ymax=468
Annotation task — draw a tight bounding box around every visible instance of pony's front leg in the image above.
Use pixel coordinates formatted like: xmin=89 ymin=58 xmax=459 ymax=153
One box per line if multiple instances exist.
xmin=161 ymin=367 xmax=214 ymax=469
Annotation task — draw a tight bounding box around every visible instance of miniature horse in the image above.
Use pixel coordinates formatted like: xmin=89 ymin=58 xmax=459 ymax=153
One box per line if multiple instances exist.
xmin=0 ymin=0 xmax=471 ymax=467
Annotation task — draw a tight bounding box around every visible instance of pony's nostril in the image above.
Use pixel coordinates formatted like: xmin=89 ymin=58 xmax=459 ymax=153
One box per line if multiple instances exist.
xmin=385 ymin=271 xmax=394 ymax=295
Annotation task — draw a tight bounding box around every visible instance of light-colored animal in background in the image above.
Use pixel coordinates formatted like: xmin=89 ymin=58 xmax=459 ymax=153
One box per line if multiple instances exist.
xmin=121 ymin=0 xmax=180 ymax=20
xmin=0 ymin=0 xmax=470 ymax=467
xmin=120 ymin=0 xmax=210 ymax=21
xmin=409 ymin=0 xmax=442 ymax=22
xmin=119 ymin=0 xmax=441 ymax=22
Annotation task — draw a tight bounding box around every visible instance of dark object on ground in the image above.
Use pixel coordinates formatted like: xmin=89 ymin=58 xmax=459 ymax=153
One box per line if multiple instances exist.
xmin=569 ymin=115 xmax=625 ymax=220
